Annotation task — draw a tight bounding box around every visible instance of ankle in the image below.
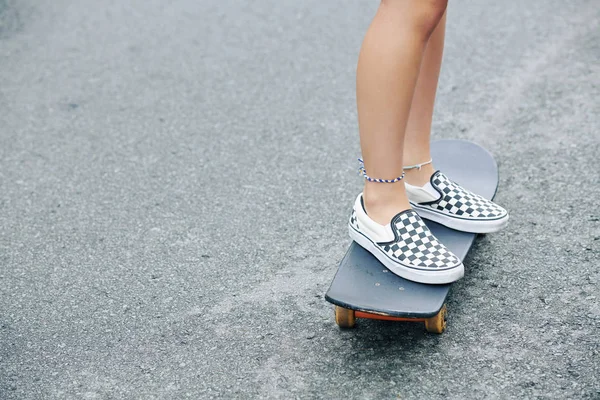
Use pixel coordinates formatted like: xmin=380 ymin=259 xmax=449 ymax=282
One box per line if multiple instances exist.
xmin=404 ymin=163 xmax=435 ymax=186
xmin=363 ymin=183 xmax=411 ymax=225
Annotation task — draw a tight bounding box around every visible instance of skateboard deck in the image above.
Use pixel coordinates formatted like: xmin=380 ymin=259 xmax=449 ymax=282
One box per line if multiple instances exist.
xmin=325 ymin=139 xmax=499 ymax=333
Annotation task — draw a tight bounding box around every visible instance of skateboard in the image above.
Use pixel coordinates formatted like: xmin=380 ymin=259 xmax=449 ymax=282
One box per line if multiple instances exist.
xmin=325 ymin=139 xmax=499 ymax=333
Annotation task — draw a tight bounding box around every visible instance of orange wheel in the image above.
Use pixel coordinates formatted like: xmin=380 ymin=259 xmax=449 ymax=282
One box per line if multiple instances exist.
xmin=335 ymin=306 xmax=356 ymax=328
xmin=424 ymin=304 xmax=447 ymax=334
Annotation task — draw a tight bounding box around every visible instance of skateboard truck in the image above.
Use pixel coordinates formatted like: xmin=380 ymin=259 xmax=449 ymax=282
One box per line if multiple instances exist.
xmin=334 ymin=304 xmax=447 ymax=334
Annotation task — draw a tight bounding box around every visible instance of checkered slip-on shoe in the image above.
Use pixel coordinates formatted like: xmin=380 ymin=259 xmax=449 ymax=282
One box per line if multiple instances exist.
xmin=348 ymin=194 xmax=464 ymax=284
xmin=406 ymin=171 xmax=509 ymax=233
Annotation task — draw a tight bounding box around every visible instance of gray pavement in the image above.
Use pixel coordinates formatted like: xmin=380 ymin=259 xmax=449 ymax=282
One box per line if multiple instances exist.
xmin=1 ymin=0 xmax=599 ymax=398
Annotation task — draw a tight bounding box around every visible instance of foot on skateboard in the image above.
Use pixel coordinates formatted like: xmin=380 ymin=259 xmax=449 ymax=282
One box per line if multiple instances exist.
xmin=405 ymin=171 xmax=509 ymax=233
xmin=349 ymin=195 xmax=464 ymax=285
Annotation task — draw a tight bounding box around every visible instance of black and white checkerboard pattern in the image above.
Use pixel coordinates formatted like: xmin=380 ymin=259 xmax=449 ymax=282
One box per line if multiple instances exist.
xmin=349 ymin=209 xmax=359 ymax=230
xmin=427 ymin=172 xmax=506 ymax=219
xmin=381 ymin=210 xmax=460 ymax=269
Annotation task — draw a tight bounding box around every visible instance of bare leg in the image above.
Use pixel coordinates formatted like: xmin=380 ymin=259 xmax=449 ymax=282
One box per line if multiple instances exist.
xmin=358 ymin=0 xmax=448 ymax=225
xmin=403 ymin=11 xmax=447 ymax=186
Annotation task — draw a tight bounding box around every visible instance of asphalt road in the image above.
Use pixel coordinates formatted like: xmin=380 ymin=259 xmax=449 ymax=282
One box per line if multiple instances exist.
xmin=1 ymin=0 xmax=599 ymax=399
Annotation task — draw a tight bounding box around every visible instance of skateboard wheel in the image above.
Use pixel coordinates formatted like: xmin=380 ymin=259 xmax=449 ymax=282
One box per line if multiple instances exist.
xmin=334 ymin=306 xmax=356 ymax=329
xmin=424 ymin=304 xmax=447 ymax=334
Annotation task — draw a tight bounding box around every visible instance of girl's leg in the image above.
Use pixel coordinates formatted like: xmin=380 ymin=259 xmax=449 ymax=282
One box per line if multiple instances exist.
xmin=400 ymin=11 xmax=510 ymax=235
xmin=358 ymin=0 xmax=448 ymax=225
xmin=403 ymin=11 xmax=447 ymax=186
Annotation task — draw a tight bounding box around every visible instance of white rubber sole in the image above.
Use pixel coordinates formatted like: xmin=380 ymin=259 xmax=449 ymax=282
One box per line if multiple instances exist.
xmin=411 ymin=203 xmax=509 ymax=234
xmin=348 ymin=225 xmax=464 ymax=285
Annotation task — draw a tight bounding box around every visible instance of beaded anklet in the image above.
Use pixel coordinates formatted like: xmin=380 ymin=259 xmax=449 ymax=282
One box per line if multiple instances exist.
xmin=358 ymin=159 xmax=405 ymax=183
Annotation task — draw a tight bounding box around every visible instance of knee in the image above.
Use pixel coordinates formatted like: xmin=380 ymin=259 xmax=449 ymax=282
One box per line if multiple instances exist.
xmin=380 ymin=0 xmax=447 ymax=39
xmin=415 ymin=0 xmax=448 ymax=33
